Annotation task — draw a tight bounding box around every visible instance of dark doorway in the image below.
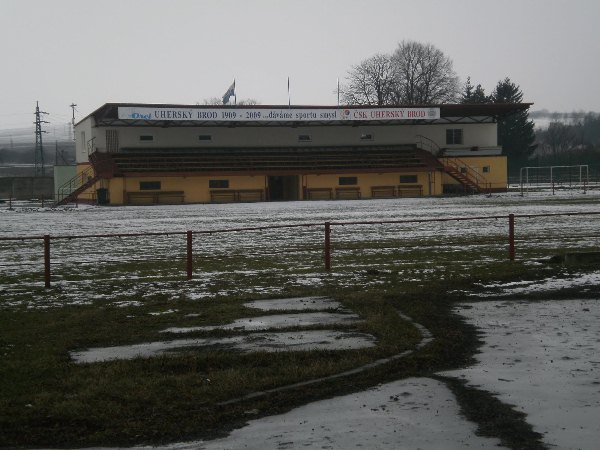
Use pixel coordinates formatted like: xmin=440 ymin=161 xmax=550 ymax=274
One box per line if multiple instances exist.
xmin=268 ymin=175 xmax=299 ymax=201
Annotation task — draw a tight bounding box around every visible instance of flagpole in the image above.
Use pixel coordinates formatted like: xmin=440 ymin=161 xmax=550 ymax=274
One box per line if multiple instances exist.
xmin=287 ymin=77 xmax=290 ymax=108
xmin=234 ymin=79 xmax=236 ymax=106
xmin=337 ymin=78 xmax=340 ymax=107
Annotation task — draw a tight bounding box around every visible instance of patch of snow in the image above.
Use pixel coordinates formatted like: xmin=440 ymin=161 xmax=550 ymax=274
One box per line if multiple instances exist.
xmin=162 ymin=312 xmax=361 ymax=333
xmin=441 ymin=299 xmax=600 ymax=450
xmin=245 ymin=296 xmax=341 ymax=311
xmin=476 ymin=271 xmax=600 ymax=296
xmin=148 ymin=309 xmax=177 ymax=316
xmin=71 ymin=330 xmax=377 ymax=363
xmin=89 ymin=378 xmax=507 ymax=450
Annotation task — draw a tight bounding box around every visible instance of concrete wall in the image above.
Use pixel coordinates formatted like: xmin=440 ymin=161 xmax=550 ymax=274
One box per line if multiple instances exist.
xmin=0 ymin=177 xmax=54 ymax=200
xmin=53 ymin=165 xmax=77 ymax=199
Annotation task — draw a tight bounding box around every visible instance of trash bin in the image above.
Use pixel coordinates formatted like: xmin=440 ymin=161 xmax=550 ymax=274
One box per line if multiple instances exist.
xmin=96 ymin=188 xmax=109 ymax=205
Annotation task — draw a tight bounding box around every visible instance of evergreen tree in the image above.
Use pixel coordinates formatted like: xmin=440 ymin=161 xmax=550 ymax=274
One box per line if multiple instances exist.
xmin=461 ymin=77 xmax=474 ymax=103
xmin=491 ymin=77 xmax=535 ymax=174
xmin=461 ymin=77 xmax=490 ymax=104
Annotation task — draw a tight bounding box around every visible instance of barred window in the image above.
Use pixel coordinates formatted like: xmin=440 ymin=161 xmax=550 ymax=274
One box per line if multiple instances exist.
xmin=209 ymin=179 xmax=229 ymax=189
xmin=400 ymin=175 xmax=418 ymax=183
xmin=140 ymin=181 xmax=161 ymax=190
xmin=446 ymin=129 xmax=463 ymax=145
xmin=339 ymin=176 xmax=357 ymax=185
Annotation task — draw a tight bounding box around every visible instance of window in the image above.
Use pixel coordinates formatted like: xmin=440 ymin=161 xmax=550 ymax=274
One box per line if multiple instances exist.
xmin=460 ymin=167 xmax=468 ymax=174
xmin=140 ymin=181 xmax=161 ymax=190
xmin=80 ymin=131 xmax=86 ymax=155
xmin=339 ymin=176 xmax=357 ymax=185
xmin=446 ymin=129 xmax=463 ymax=145
xmin=106 ymin=130 xmax=119 ymax=153
xmin=298 ymin=135 xmax=312 ymax=142
xmin=360 ymin=133 xmax=374 ymax=141
xmin=209 ymin=179 xmax=229 ymax=189
xmin=139 ymin=135 xmax=154 ymax=142
xmin=483 ymin=166 xmax=491 ymax=173
xmin=199 ymin=135 xmax=212 ymax=142
xmin=400 ymin=175 xmax=418 ymax=183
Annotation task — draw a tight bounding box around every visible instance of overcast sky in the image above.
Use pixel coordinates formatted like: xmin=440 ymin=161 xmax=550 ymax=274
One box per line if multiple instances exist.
xmin=1 ymin=0 xmax=599 ymax=131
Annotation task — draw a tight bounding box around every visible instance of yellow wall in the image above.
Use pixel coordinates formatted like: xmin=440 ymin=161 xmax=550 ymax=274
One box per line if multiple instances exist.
xmin=96 ymin=171 xmax=448 ymax=205
xmin=304 ymin=171 xmax=443 ymax=198
xmin=74 ymin=163 xmax=99 ymax=202
xmin=441 ymin=156 xmax=507 ymax=191
xmin=108 ymin=175 xmax=266 ymax=204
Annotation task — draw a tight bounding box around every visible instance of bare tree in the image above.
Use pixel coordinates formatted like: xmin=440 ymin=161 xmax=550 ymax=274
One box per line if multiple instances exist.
xmin=340 ymin=41 xmax=459 ymax=106
xmin=391 ymin=40 xmax=460 ymax=104
xmin=546 ymin=121 xmax=577 ymax=155
xmin=340 ymin=53 xmax=396 ymax=105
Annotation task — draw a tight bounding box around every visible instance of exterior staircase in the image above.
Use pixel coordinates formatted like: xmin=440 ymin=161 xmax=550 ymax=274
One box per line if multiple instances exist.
xmin=442 ymin=157 xmax=491 ymax=194
xmin=415 ymin=135 xmax=491 ymax=194
xmin=53 ymin=151 xmax=117 ymax=207
xmin=53 ymin=166 xmax=99 ymax=206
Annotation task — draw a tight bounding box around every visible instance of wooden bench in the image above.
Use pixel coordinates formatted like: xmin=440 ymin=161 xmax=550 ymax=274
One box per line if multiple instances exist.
xmin=127 ymin=191 xmax=184 ymax=205
xmin=396 ymin=184 xmax=423 ymax=197
xmin=210 ymin=190 xmax=237 ymax=203
xmin=306 ymin=188 xmax=333 ymax=200
xmin=237 ymin=189 xmax=264 ymax=202
xmin=371 ymin=185 xmax=396 ymax=198
xmin=210 ymin=189 xmax=265 ymax=203
xmin=335 ymin=187 xmax=361 ymax=200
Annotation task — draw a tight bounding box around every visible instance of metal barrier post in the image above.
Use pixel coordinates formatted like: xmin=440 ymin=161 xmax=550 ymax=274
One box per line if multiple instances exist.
xmin=187 ymin=231 xmax=193 ymax=280
xmin=508 ymin=214 xmax=515 ymax=261
xmin=324 ymin=222 xmax=331 ymax=271
xmin=44 ymin=235 xmax=51 ymax=287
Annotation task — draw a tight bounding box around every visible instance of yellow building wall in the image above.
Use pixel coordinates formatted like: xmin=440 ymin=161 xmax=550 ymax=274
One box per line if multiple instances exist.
xmin=441 ymin=156 xmax=507 ymax=191
xmin=304 ymin=171 xmax=443 ymax=198
xmin=108 ymin=175 xmax=267 ymax=204
xmin=75 ymin=163 xmax=99 ymax=202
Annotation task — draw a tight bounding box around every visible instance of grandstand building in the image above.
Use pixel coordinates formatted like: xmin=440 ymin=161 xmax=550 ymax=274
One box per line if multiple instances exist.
xmin=58 ymin=103 xmax=530 ymax=205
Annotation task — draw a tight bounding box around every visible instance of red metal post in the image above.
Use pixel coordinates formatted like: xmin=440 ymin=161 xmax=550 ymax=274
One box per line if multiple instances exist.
xmin=508 ymin=214 xmax=515 ymax=261
xmin=324 ymin=222 xmax=331 ymax=271
xmin=44 ymin=235 xmax=51 ymax=288
xmin=187 ymin=231 xmax=193 ymax=280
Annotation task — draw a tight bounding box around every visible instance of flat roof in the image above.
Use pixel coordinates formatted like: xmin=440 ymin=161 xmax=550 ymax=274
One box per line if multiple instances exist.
xmin=80 ymin=102 xmax=533 ymax=128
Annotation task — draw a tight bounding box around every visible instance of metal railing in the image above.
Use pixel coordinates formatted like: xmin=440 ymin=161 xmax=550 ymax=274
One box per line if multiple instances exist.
xmin=2 ymin=212 xmax=600 ymax=289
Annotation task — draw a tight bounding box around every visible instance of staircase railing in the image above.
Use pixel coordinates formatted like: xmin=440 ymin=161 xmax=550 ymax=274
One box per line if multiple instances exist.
xmin=415 ymin=135 xmax=442 ymax=156
xmin=441 ymin=157 xmax=492 ymax=193
xmin=53 ymin=151 xmax=118 ymax=206
xmin=55 ymin=166 xmax=97 ymax=204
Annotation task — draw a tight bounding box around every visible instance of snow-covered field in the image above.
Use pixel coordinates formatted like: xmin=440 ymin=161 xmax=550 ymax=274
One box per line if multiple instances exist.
xmin=2 ymin=192 xmax=600 ymax=449
xmin=1 ymin=191 xmax=600 ymax=308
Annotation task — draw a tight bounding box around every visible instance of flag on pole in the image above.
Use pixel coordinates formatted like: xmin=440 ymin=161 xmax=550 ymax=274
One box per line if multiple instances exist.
xmin=222 ymin=80 xmax=235 ymax=105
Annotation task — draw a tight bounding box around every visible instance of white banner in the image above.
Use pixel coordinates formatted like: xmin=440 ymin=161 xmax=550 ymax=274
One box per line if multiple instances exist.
xmin=117 ymin=106 xmax=440 ymax=122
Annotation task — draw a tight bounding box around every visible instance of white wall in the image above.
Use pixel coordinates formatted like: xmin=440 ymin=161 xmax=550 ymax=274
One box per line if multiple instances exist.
xmin=75 ymin=117 xmax=94 ymax=164
xmin=89 ymin=122 xmax=497 ymax=152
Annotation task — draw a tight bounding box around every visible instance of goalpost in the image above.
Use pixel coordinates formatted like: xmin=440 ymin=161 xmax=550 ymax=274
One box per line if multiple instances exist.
xmin=519 ymin=165 xmax=589 ymax=195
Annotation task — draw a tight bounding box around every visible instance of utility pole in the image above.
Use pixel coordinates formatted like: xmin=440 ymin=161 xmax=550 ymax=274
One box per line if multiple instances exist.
xmin=34 ymin=101 xmax=49 ymax=176
xmin=70 ymin=103 xmax=77 ymax=141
